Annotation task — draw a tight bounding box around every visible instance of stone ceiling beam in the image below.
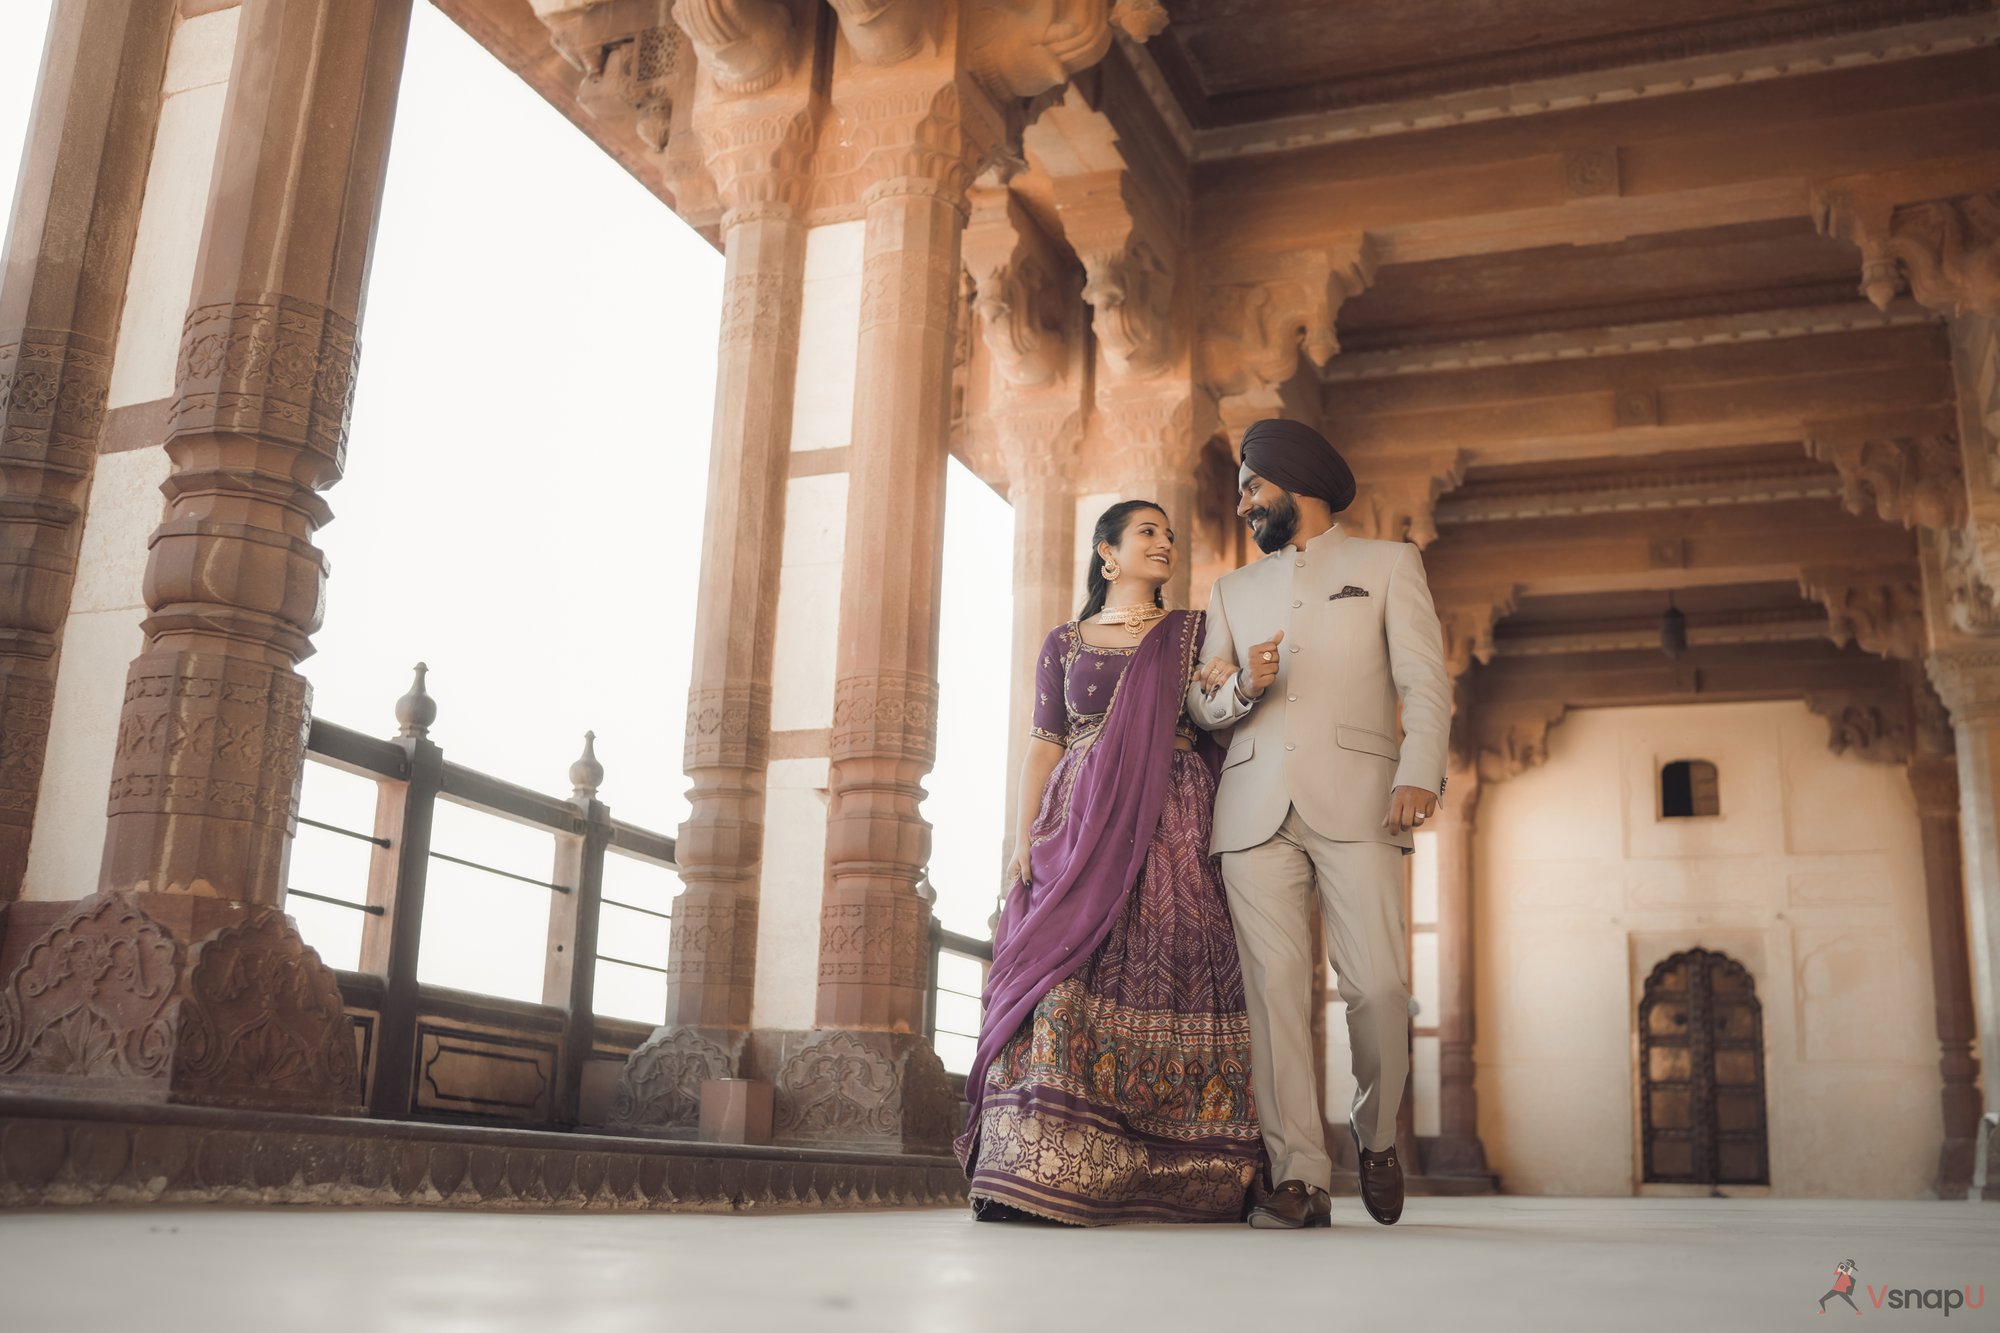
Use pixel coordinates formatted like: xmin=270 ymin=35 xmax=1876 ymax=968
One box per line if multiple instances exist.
xmin=1193 ymin=50 xmax=2000 ymax=266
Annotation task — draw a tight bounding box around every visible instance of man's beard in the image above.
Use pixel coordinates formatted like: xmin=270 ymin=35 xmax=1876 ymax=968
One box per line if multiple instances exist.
xmin=1247 ymin=491 xmax=1301 ymax=553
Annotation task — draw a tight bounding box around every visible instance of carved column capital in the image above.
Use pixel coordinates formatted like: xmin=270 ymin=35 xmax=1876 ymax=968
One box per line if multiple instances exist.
xmin=1927 ymin=641 xmax=2000 ymax=724
xmin=1812 ymin=170 xmax=2000 ymax=317
xmin=1800 ymin=569 xmax=1926 ymax=660
xmin=696 ymin=101 xmax=816 ymax=224
xmin=996 ymin=403 xmax=1083 ymax=487
xmin=1804 ymin=429 xmax=1965 ymax=531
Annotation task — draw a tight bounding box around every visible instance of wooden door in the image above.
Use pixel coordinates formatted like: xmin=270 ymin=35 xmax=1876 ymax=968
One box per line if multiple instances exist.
xmin=1639 ymin=947 xmax=1768 ymax=1185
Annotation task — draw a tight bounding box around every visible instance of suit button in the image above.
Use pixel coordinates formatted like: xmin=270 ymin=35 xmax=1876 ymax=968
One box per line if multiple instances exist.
xmin=1292 ymin=600 xmax=1302 ymax=608
xmin=1294 ymin=559 xmax=1304 ymax=568
xmin=1287 ymin=694 xmax=1297 ymax=702
xmin=1289 ymin=644 xmax=1299 ymax=653
xmin=1286 ymin=743 xmax=1296 ymax=751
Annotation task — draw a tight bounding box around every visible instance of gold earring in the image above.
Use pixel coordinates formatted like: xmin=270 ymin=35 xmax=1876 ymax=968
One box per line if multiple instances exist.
xmin=1101 ymin=558 xmax=1120 ymax=582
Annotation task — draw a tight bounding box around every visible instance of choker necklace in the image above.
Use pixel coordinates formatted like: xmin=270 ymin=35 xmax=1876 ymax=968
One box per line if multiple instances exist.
xmin=1096 ymin=602 xmax=1169 ymax=637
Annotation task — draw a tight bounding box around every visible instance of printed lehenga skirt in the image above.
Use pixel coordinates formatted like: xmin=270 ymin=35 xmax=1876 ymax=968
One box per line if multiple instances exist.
xmin=967 ymin=750 xmax=1265 ymax=1225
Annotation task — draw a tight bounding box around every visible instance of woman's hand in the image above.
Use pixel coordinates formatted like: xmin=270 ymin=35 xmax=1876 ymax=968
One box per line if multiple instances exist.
xmin=1006 ymin=840 xmax=1033 ymax=891
xmin=1196 ymin=656 xmax=1237 ymax=698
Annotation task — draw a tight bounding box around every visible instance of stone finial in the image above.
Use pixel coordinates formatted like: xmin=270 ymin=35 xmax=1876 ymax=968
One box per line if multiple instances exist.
xmin=394 ymin=663 xmax=436 ymax=739
xmin=570 ymin=730 xmax=604 ymax=801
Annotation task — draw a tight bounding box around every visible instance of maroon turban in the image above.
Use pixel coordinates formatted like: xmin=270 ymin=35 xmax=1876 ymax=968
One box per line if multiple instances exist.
xmin=1240 ymin=418 xmax=1356 ymax=512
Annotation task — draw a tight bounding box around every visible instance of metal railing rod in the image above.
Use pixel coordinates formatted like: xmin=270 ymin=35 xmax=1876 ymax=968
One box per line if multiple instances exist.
xmin=307 ymin=718 xmax=411 ymax=780
xmin=440 ymin=763 xmax=581 ymax=832
xmin=936 ymin=928 xmax=993 ymax=960
xmin=608 ymin=821 xmax=676 ymax=867
xmin=428 ymin=848 xmax=572 ymax=894
xmin=298 ymin=815 xmax=391 ymax=848
xmin=600 ymin=896 xmax=672 ymax=921
xmin=595 ymin=953 xmax=669 ymax=975
xmin=288 ymin=887 xmax=385 ymax=915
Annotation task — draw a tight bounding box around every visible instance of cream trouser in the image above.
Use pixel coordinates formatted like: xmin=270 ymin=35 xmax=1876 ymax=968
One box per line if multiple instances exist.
xmin=1220 ymin=805 xmax=1411 ymax=1190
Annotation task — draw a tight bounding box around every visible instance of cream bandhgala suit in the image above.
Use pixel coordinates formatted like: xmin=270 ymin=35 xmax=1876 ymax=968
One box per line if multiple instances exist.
xmin=1187 ymin=523 xmax=1451 ymax=1191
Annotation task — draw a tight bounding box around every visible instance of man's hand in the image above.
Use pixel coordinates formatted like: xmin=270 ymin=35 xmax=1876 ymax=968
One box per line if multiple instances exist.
xmin=1240 ymin=629 xmax=1285 ymax=700
xmin=1382 ymin=785 xmax=1439 ymax=834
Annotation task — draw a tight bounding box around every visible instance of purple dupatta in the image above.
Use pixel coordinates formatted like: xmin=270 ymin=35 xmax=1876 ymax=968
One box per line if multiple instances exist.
xmin=958 ymin=609 xmax=1222 ymax=1166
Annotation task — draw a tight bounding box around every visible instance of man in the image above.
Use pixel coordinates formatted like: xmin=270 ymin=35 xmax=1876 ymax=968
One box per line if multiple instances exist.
xmin=1187 ymin=417 xmax=1450 ymax=1230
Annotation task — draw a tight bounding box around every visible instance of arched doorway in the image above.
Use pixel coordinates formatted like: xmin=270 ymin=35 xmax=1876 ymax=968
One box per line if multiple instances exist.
xmin=1639 ymin=948 xmax=1769 ymax=1186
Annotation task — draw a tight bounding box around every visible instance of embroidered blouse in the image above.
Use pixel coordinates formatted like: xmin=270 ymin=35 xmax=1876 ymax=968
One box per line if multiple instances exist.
xmin=1030 ymin=620 xmax=1199 ymax=749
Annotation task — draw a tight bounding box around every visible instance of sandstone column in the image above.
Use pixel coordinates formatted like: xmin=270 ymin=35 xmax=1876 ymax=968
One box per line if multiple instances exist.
xmin=0 ymin=0 xmax=414 ymax=1114
xmin=614 ymin=27 xmax=815 ymax=1131
xmin=1428 ymin=758 xmax=1493 ymax=1176
xmin=998 ymin=426 xmax=1078 ymax=836
xmin=0 ymin=1 xmax=175 ymax=900
xmin=1924 ymin=640 xmax=2000 ymax=1127
xmin=1904 ymin=724 xmax=1984 ymax=1198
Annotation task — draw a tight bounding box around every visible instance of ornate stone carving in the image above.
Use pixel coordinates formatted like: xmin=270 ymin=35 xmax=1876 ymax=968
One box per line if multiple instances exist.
xmin=1475 ymin=704 xmax=1568 ymax=783
xmin=671 ymin=0 xmax=794 ymax=95
xmin=776 ymin=1032 xmax=900 ymax=1138
xmin=0 ymin=680 xmax=54 ymax=824
xmin=608 ymin=1027 xmax=732 ymax=1129
xmin=0 ymin=894 xmax=179 ymax=1080
xmin=967 ymin=0 xmax=1169 ymax=99
xmin=1927 ymin=641 xmax=2000 ymax=725
xmin=1081 ymin=234 xmax=1174 ymax=379
xmin=1805 ymin=431 xmax=1964 ymax=529
xmin=1936 ymin=525 xmax=2000 ymax=636
xmin=963 ymin=188 xmax=1071 ymax=390
xmin=683 ymin=683 xmax=771 ymax=769
xmin=171 ymin=298 xmax=359 ymax=471
xmin=829 ymin=0 xmax=928 ymax=67
xmin=1806 ymin=691 xmax=1913 ymax=764
xmin=542 ymin=0 xmax=690 ymax=152
xmin=1800 ymin=571 xmax=1925 ymax=660
xmin=1439 ymin=587 xmax=1520 ymax=679
xmin=105 ymin=659 xmax=313 ymax=845
xmin=1815 ymin=185 xmax=2000 ymax=317
xmin=830 ymin=672 xmax=939 ymax=764
xmin=817 ymin=890 xmax=926 ymax=991
xmin=175 ymin=910 xmax=359 ymax=1111
xmin=1199 ymin=239 xmax=1378 ymax=401
xmin=0 ymin=329 xmax=111 ymax=460
xmin=1339 ymin=451 xmax=1468 ymax=548
xmin=825 ymin=81 xmax=978 ymax=209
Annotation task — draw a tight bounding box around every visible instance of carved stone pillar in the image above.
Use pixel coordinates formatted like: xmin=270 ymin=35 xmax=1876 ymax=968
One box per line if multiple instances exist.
xmin=1905 ymin=715 xmax=1985 ymax=1198
xmin=1924 ymin=641 xmax=2000 ymax=1126
xmin=1102 ymin=389 xmax=1199 ymax=607
xmin=617 ymin=66 xmax=815 ymax=1133
xmin=0 ymin=1 xmax=175 ymax=900
xmin=1428 ymin=759 xmax=1490 ymax=1176
xmin=0 ymin=0 xmax=415 ymax=1114
xmin=998 ymin=416 xmax=1079 ymax=841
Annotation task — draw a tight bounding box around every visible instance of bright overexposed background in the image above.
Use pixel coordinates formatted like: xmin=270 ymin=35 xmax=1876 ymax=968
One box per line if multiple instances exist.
xmin=0 ymin=3 xmax=1010 ymax=1039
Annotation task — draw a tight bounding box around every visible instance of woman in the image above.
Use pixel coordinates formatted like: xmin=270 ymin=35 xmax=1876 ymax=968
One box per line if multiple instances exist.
xmin=954 ymin=500 xmax=1264 ymax=1225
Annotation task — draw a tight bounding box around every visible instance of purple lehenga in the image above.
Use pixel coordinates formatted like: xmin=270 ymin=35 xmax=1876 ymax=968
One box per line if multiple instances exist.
xmin=954 ymin=609 xmax=1264 ymax=1225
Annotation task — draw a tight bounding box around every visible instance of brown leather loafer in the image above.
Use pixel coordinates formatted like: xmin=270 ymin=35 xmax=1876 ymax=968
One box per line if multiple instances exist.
xmin=1353 ymin=1128 xmax=1405 ymax=1226
xmin=1247 ymin=1179 xmax=1333 ymax=1229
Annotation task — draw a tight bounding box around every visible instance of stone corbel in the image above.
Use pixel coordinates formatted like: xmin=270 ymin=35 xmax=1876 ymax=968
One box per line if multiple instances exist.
xmin=968 ymin=0 xmax=1169 ymax=100
xmin=997 ymin=406 xmax=1085 ymax=494
xmin=1800 ymin=568 xmax=1926 ymax=660
xmin=963 ymin=185 xmax=1073 ymax=390
xmin=830 ymin=0 xmax=929 ymax=66
xmin=693 ymin=101 xmax=817 ymax=219
xmin=1198 ymin=238 xmax=1380 ymax=402
xmin=1438 ymin=586 xmax=1521 ymax=680
xmin=1805 ymin=689 xmax=1914 ymax=764
xmin=1812 ymin=166 xmax=2000 ymax=317
xmin=1474 ymin=702 xmax=1568 ymax=784
xmin=1100 ymin=387 xmax=1198 ymax=478
xmin=1804 ymin=426 xmax=1965 ymax=530
xmin=538 ymin=0 xmax=690 ymax=153
xmin=671 ymin=0 xmax=796 ymax=95
xmin=1931 ymin=523 xmax=2000 ymax=638
xmin=1338 ymin=449 xmax=1468 ymax=548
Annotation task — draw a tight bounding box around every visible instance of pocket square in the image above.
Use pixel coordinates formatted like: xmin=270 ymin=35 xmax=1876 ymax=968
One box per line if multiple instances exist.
xmin=1329 ymin=585 xmax=1370 ymax=600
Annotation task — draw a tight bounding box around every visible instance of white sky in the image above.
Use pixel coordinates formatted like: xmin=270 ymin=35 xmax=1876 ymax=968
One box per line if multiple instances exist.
xmin=0 ymin=3 xmax=1012 ymax=1033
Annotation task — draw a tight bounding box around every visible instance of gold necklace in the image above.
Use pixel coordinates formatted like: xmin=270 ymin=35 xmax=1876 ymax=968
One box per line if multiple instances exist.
xmin=1095 ymin=602 xmax=1169 ymax=637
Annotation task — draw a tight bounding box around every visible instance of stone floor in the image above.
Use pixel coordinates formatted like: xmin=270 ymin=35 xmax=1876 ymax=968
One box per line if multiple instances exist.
xmin=2 ymin=1197 xmax=1993 ymax=1332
